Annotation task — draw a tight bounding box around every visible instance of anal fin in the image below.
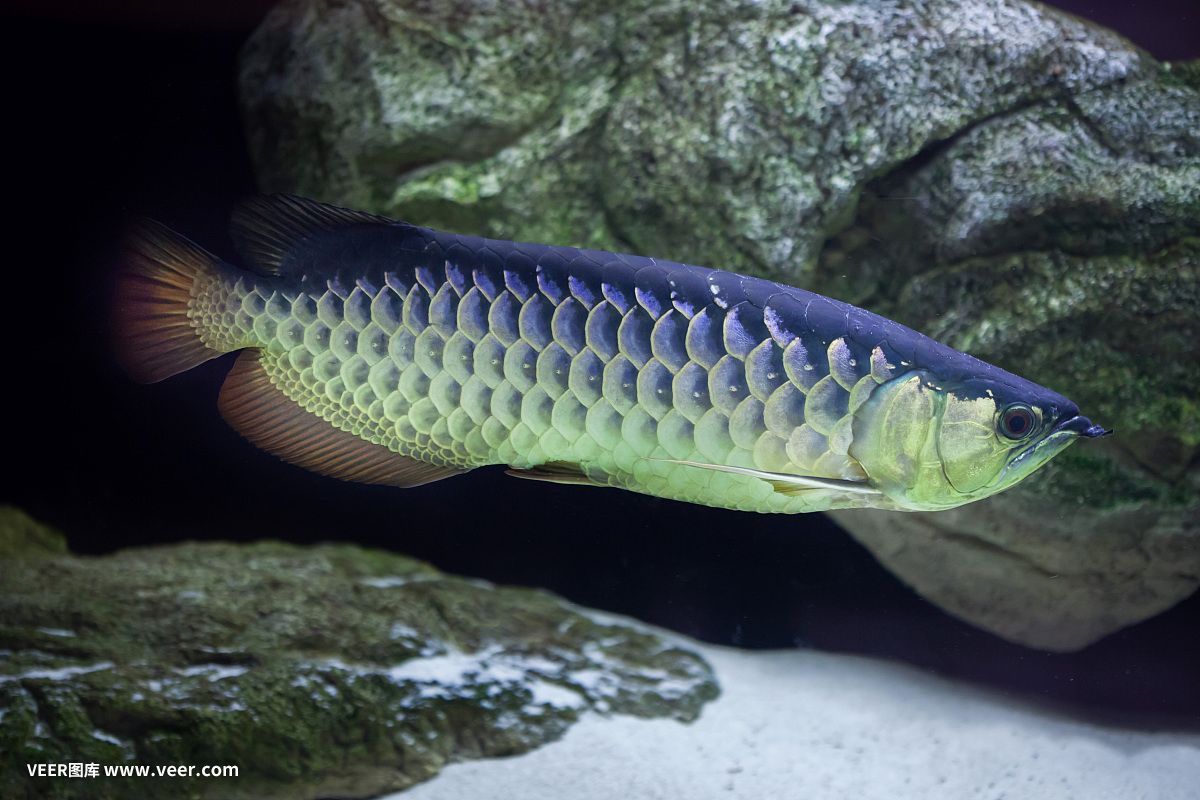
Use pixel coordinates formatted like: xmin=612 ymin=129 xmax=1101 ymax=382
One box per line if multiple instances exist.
xmin=218 ymin=351 xmax=463 ymax=488
xmin=505 ymin=462 xmax=608 ymax=488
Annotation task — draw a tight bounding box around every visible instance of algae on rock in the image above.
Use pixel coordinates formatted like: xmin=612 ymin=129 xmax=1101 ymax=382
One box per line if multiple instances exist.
xmin=238 ymin=0 xmax=1200 ymax=649
xmin=0 ymin=508 xmax=717 ymax=800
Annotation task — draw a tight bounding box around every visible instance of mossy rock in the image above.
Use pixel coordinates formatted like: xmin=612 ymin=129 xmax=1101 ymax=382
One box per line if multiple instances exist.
xmin=0 ymin=506 xmax=68 ymax=558
xmin=0 ymin=529 xmax=717 ymax=799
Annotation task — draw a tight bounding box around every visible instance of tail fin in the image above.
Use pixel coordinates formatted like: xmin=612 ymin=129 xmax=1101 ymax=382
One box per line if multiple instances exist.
xmin=113 ymin=220 xmax=228 ymax=384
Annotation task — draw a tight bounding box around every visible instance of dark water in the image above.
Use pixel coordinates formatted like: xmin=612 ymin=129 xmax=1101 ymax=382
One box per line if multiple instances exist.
xmin=5 ymin=2 xmax=1198 ymax=729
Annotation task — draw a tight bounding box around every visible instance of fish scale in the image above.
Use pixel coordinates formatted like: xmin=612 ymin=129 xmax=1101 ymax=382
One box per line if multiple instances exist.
xmin=117 ymin=195 xmax=1103 ymax=515
xmin=187 ymin=226 xmax=891 ymax=513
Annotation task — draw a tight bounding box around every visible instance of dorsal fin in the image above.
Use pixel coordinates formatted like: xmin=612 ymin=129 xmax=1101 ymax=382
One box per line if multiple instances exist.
xmin=218 ymin=351 xmax=464 ymax=488
xmin=229 ymin=194 xmax=395 ymax=275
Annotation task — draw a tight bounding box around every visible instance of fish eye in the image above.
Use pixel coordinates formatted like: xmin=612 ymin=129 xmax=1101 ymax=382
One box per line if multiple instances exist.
xmin=998 ymin=403 xmax=1037 ymax=440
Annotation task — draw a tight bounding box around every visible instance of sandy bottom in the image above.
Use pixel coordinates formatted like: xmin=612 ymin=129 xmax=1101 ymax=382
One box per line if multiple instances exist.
xmin=391 ymin=644 xmax=1200 ymax=800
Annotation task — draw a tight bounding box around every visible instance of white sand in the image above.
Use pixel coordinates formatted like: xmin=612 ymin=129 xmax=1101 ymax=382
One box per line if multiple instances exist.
xmin=393 ymin=645 xmax=1200 ymax=800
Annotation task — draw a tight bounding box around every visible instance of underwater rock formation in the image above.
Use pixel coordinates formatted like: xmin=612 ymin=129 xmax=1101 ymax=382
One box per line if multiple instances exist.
xmin=238 ymin=0 xmax=1200 ymax=649
xmin=0 ymin=508 xmax=717 ymax=800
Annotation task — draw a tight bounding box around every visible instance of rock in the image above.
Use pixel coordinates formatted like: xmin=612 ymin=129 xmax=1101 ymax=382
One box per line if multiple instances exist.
xmin=0 ymin=505 xmax=68 ymax=558
xmin=238 ymin=0 xmax=1200 ymax=649
xmin=826 ymin=493 xmax=1199 ymax=651
xmin=0 ymin=526 xmax=717 ymax=799
xmin=392 ymin=644 xmax=1200 ymax=800
xmin=239 ymin=0 xmax=1148 ymax=267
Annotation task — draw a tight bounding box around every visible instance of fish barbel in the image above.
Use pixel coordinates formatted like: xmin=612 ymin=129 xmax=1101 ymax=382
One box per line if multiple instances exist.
xmin=114 ymin=195 xmax=1108 ymax=513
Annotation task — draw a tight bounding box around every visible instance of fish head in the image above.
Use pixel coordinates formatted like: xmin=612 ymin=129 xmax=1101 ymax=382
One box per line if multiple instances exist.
xmin=850 ymin=368 xmax=1108 ymax=511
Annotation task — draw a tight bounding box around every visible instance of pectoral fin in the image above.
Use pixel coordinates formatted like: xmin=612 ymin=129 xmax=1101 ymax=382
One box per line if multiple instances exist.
xmin=652 ymin=459 xmax=881 ymax=497
xmin=505 ymin=462 xmax=608 ymax=488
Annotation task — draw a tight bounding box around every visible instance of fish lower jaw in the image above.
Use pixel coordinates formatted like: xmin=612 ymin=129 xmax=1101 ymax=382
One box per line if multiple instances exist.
xmin=990 ymin=431 xmax=1079 ymax=492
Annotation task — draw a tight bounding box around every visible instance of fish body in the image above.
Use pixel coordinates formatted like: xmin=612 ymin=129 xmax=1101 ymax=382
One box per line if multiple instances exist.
xmin=114 ymin=196 xmax=1107 ymax=513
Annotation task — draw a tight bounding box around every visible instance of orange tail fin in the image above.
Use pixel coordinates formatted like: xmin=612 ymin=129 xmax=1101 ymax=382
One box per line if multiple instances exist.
xmin=113 ymin=220 xmax=227 ymax=383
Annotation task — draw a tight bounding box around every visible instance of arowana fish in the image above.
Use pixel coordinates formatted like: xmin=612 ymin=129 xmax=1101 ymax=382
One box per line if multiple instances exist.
xmin=114 ymin=195 xmax=1108 ymax=513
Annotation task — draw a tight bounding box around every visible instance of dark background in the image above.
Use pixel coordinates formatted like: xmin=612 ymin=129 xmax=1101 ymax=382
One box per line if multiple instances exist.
xmin=4 ymin=0 xmax=1198 ymax=728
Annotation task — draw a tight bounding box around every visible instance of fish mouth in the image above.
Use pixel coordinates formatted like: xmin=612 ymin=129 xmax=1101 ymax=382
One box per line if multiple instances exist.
xmin=1054 ymin=414 xmax=1112 ymax=438
xmin=992 ymin=421 xmax=1087 ymax=491
xmin=992 ymin=414 xmax=1109 ymax=489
